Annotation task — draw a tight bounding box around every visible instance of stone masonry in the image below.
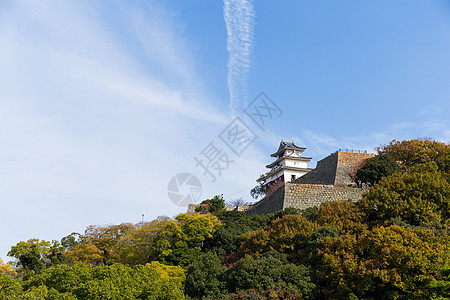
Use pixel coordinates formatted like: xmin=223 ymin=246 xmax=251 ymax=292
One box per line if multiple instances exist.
xmin=246 ymin=185 xmax=285 ymax=216
xmin=186 ymin=203 xmax=252 ymax=215
xmin=246 ymin=150 xmax=374 ymax=215
xmin=283 ymin=183 xmax=369 ymax=210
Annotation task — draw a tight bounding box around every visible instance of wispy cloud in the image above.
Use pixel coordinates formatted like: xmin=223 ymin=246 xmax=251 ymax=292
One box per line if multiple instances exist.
xmin=0 ymin=0 xmax=246 ymax=261
xmin=418 ymin=106 xmax=443 ymax=116
xmin=223 ymin=0 xmax=255 ymax=114
xmin=285 ymin=119 xmax=450 ymax=168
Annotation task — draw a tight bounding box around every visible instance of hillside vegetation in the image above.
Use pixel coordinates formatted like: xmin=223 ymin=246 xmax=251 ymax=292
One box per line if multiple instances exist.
xmin=1 ymin=139 xmax=450 ymax=299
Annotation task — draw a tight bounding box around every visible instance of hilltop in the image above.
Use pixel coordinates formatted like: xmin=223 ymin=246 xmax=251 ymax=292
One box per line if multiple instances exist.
xmin=1 ymin=138 xmax=449 ymax=299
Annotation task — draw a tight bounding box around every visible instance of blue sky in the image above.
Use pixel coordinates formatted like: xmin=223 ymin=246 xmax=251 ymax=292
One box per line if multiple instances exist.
xmin=1 ymin=0 xmax=449 ymax=260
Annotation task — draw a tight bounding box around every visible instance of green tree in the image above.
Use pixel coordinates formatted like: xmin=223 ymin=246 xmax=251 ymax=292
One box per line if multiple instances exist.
xmin=116 ymin=219 xmax=170 ymax=266
xmin=185 ymin=252 xmax=227 ymax=299
xmin=8 ymin=239 xmax=64 ymax=276
xmin=61 ymin=233 xmax=84 ymax=249
xmin=23 ymin=262 xmax=185 ymax=299
xmin=250 ymin=174 xmax=267 ymax=200
xmin=428 ymin=266 xmax=450 ymax=299
xmin=299 ymin=206 xmax=319 ymax=222
xmin=358 ymin=164 xmax=450 ymax=227
xmin=152 ymin=214 xmax=222 ymax=266
xmin=47 ymin=241 xmax=66 ymax=266
xmin=0 ymin=273 xmax=22 ymax=299
xmin=226 ymin=251 xmax=316 ymax=297
xmin=145 ymin=261 xmax=185 ymax=288
xmin=195 ymin=195 xmax=226 ymax=214
xmin=307 ymin=226 xmax=340 ymax=269
xmin=227 ymin=286 xmax=304 ymax=299
xmin=356 ymin=154 xmax=400 ymax=186
xmin=208 ymin=210 xmax=272 ymax=256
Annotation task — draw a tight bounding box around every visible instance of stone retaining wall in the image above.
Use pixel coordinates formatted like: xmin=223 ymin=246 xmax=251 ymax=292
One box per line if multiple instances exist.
xmin=245 ymin=182 xmax=367 ymax=215
xmin=246 ymin=185 xmax=286 ymax=216
xmin=186 ymin=204 xmax=252 ymax=215
xmin=295 ymin=152 xmax=338 ymax=185
xmin=244 ymin=150 xmax=376 ymax=216
xmin=334 ymin=151 xmax=375 ymax=186
xmin=283 ymin=182 xmax=367 ymax=210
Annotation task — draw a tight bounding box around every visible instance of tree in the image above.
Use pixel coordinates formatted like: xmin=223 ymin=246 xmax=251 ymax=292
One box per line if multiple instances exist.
xmin=185 ymin=252 xmax=227 ymax=299
xmin=21 ymin=263 xmax=185 ymax=299
xmin=207 ymin=210 xmax=274 ymax=256
xmin=227 ymin=286 xmax=304 ymax=299
xmin=115 ymin=219 xmax=170 ymax=266
xmin=358 ymin=164 xmax=450 ymax=227
xmin=7 ymin=239 xmax=64 ymax=276
xmin=0 ymin=258 xmax=16 ymax=277
xmin=65 ymin=243 xmax=103 ymax=265
xmin=378 ymin=138 xmax=450 ymax=174
xmin=195 ymin=195 xmax=226 ymax=214
xmin=152 ymin=214 xmax=222 ymax=266
xmin=226 ymin=197 xmax=246 ymax=207
xmin=316 ymin=200 xmax=367 ymax=234
xmin=0 ymin=273 xmax=24 ymax=298
xmin=315 ymin=225 xmax=449 ymax=299
xmin=64 ymin=220 xmax=171 ymax=266
xmin=299 ymin=206 xmax=319 ymax=222
xmin=355 ymin=154 xmax=400 ymax=186
xmin=240 ymin=215 xmax=316 ymax=263
xmin=428 ymin=266 xmax=450 ymax=299
xmin=250 ymin=174 xmax=267 ymax=200
xmin=307 ymin=226 xmax=340 ymax=270
xmin=46 ymin=241 xmax=66 ymax=266
xmin=61 ymin=233 xmax=84 ymax=249
xmin=226 ymin=251 xmax=316 ymax=297
xmin=145 ymin=261 xmax=185 ymax=287
xmin=81 ymin=223 xmax=135 ymax=265
xmin=347 ymin=159 xmax=367 ymax=187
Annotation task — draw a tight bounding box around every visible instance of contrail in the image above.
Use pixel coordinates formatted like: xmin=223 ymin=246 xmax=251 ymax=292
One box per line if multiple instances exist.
xmin=223 ymin=0 xmax=255 ymax=114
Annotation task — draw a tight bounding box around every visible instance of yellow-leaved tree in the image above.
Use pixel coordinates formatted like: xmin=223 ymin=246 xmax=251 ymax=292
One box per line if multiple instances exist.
xmin=151 ymin=213 xmax=222 ymax=266
xmin=240 ymin=215 xmax=316 ymax=263
xmin=0 ymin=258 xmax=16 ymax=276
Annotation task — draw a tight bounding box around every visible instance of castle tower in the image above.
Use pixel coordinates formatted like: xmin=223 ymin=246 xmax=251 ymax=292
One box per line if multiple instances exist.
xmin=263 ymin=140 xmax=312 ymax=185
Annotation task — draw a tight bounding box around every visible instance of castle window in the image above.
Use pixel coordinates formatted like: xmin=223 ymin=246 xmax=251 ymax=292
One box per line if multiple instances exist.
xmin=291 ymin=175 xmax=296 ymax=181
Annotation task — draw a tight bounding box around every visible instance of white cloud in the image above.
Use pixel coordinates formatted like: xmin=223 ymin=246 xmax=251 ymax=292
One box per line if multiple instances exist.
xmin=0 ymin=0 xmax=262 ymax=261
xmin=223 ymin=0 xmax=255 ymax=113
xmin=419 ymin=106 xmax=443 ymax=116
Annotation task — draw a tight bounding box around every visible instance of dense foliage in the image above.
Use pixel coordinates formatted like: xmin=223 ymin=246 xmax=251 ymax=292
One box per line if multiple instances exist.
xmin=1 ymin=138 xmax=449 ymax=299
xmin=355 ymin=153 xmax=400 ymax=186
xmin=195 ymin=195 xmax=227 ymax=214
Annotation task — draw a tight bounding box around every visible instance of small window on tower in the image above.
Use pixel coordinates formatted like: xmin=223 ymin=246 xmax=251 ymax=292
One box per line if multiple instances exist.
xmin=291 ymin=175 xmax=296 ymax=181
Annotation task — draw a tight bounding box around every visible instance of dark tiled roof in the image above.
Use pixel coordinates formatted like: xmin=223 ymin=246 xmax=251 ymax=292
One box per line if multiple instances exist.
xmin=271 ymin=140 xmax=306 ymax=157
xmin=277 ymin=140 xmax=305 ymax=152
